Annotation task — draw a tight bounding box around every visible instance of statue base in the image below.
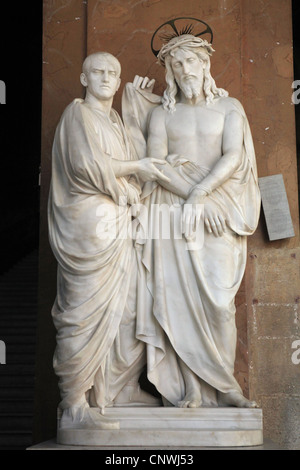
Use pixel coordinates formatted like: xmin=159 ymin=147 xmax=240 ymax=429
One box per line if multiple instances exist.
xmin=57 ymin=407 xmax=263 ymax=447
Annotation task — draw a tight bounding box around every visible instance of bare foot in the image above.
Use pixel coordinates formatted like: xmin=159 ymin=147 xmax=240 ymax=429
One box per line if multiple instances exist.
xmin=113 ymin=383 xmax=162 ymax=407
xmin=177 ymin=358 xmax=202 ymax=408
xmin=218 ymin=391 xmax=258 ymax=408
xmin=60 ymin=403 xmax=119 ymax=429
xmin=178 ymin=391 xmax=202 ymax=408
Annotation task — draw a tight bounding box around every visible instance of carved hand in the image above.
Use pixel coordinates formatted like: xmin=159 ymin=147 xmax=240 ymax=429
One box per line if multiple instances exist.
xmin=136 ymin=158 xmax=170 ymax=183
xmin=133 ymin=75 xmax=155 ymax=93
xmin=203 ymin=199 xmax=227 ymax=237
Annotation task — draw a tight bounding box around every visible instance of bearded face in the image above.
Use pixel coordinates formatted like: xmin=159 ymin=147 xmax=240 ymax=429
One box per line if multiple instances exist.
xmin=170 ymin=48 xmax=205 ymax=99
xmin=162 ymin=43 xmax=228 ymax=113
xmin=176 ymin=75 xmax=204 ymax=99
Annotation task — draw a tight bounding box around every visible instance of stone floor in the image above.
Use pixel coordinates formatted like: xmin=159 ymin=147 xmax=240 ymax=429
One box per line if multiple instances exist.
xmin=28 ymin=437 xmax=282 ymax=450
xmin=0 ymin=250 xmax=38 ymax=450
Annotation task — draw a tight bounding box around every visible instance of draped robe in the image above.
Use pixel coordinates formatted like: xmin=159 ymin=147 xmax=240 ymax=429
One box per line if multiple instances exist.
xmin=122 ymin=84 xmax=261 ymax=406
xmin=48 ymin=99 xmax=145 ymax=410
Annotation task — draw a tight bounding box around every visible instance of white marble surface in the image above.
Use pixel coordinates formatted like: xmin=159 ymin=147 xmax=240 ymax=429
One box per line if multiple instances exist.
xmin=122 ymin=34 xmax=261 ymax=410
xmin=101 ymin=407 xmax=263 ymax=429
xmin=56 ymin=407 xmax=263 ymax=447
xmin=48 ymin=52 xmax=170 ymax=424
xmin=49 ymin=42 xmax=261 ymax=443
xmin=28 ymin=438 xmax=281 ymax=450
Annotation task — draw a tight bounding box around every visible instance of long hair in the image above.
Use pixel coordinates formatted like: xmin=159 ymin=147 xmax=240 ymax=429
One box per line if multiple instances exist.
xmin=162 ymin=47 xmax=228 ymax=113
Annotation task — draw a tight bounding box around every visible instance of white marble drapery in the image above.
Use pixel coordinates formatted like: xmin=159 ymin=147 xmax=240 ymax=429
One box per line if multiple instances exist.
xmin=122 ymin=84 xmax=261 ymax=405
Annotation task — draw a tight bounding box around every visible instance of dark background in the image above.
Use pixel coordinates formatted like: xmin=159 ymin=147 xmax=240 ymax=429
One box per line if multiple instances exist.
xmin=0 ymin=3 xmax=42 ymax=450
xmin=0 ymin=3 xmax=42 ymax=274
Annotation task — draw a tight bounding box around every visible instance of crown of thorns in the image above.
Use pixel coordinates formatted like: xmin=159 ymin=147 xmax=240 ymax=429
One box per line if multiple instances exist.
xmin=151 ymin=17 xmax=214 ymax=58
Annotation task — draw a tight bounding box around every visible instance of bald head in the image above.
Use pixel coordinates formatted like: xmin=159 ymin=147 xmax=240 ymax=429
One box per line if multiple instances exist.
xmin=82 ymin=52 xmax=121 ymax=77
xmin=80 ymin=52 xmax=122 ymax=107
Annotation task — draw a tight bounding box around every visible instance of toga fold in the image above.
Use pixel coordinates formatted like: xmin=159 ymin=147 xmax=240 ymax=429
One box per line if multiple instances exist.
xmin=48 ymin=99 xmax=145 ymax=410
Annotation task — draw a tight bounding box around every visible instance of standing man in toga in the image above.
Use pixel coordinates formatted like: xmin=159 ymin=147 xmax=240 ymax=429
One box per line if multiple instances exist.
xmin=48 ymin=52 xmax=166 ymax=430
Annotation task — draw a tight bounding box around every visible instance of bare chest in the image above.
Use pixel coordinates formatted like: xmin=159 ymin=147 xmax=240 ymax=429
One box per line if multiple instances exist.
xmin=166 ymin=104 xmax=225 ymax=144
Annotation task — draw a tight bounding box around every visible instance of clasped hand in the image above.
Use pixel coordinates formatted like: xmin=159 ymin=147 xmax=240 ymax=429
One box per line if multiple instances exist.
xmin=137 ymin=158 xmax=170 ymax=184
xmin=182 ymin=188 xmax=227 ymax=238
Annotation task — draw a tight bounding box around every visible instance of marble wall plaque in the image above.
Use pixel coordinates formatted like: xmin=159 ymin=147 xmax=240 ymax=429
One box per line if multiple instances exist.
xmin=258 ymin=174 xmax=295 ymax=241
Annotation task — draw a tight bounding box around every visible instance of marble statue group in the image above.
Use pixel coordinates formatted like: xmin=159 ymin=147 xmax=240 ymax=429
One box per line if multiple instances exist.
xmin=48 ymin=27 xmax=261 ymax=431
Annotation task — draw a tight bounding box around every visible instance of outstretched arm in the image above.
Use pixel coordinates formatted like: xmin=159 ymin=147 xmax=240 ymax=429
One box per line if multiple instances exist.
xmin=110 ymin=157 xmax=169 ymax=183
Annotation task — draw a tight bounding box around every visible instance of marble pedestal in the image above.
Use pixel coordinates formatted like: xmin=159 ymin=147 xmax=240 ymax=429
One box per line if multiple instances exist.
xmin=57 ymin=407 xmax=263 ymax=448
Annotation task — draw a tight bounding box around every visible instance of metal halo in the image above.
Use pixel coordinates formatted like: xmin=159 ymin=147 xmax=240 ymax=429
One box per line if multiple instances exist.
xmin=151 ymin=17 xmax=213 ymax=58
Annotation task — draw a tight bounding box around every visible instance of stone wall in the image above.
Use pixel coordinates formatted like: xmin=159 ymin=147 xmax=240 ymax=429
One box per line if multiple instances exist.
xmin=34 ymin=0 xmax=300 ymax=449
